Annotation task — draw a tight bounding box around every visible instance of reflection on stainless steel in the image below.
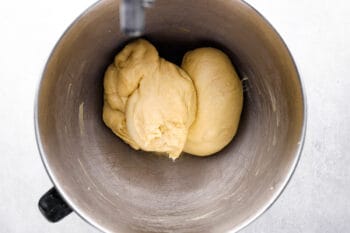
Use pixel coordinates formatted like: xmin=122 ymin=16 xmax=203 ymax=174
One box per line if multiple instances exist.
xmin=35 ymin=0 xmax=306 ymax=232
xmin=120 ymin=0 xmax=155 ymax=36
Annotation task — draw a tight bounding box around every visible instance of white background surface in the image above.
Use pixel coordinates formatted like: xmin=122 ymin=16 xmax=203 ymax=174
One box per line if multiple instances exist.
xmin=0 ymin=0 xmax=349 ymax=232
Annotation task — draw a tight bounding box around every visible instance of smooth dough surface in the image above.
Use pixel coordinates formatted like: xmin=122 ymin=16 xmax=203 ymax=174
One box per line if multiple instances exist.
xmin=103 ymin=39 xmax=197 ymax=159
xmin=182 ymin=48 xmax=243 ymax=156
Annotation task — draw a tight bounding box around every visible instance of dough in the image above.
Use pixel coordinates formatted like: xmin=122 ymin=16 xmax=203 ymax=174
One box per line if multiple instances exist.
xmin=103 ymin=39 xmax=197 ymax=159
xmin=104 ymin=40 xmax=243 ymax=158
xmin=182 ymin=48 xmax=243 ymax=156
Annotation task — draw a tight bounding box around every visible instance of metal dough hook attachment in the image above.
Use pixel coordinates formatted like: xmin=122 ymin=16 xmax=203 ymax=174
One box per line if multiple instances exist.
xmin=120 ymin=0 xmax=155 ymax=37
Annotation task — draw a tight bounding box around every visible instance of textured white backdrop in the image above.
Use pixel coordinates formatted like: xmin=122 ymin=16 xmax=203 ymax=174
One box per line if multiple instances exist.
xmin=0 ymin=0 xmax=349 ymax=232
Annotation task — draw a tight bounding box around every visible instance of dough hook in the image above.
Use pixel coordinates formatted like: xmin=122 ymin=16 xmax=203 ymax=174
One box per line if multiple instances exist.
xmin=120 ymin=0 xmax=155 ymax=36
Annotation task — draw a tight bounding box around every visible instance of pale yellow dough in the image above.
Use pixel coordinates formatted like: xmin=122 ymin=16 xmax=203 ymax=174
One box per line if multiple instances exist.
xmin=103 ymin=39 xmax=197 ymax=159
xmin=182 ymin=48 xmax=243 ymax=156
xmin=103 ymin=40 xmax=242 ymax=159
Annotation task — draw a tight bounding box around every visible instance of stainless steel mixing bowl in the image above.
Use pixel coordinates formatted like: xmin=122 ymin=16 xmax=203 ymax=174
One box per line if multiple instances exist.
xmin=35 ymin=0 xmax=306 ymax=232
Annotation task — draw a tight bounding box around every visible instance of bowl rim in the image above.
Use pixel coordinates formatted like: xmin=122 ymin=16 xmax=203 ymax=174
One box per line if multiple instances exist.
xmin=34 ymin=0 xmax=307 ymax=232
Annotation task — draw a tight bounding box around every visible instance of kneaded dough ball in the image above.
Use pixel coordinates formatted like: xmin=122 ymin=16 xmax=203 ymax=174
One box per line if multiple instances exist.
xmin=182 ymin=48 xmax=243 ymax=156
xmin=103 ymin=39 xmax=197 ymax=159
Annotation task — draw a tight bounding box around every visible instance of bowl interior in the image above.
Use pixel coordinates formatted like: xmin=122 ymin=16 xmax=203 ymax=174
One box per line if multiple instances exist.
xmin=37 ymin=0 xmax=305 ymax=232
